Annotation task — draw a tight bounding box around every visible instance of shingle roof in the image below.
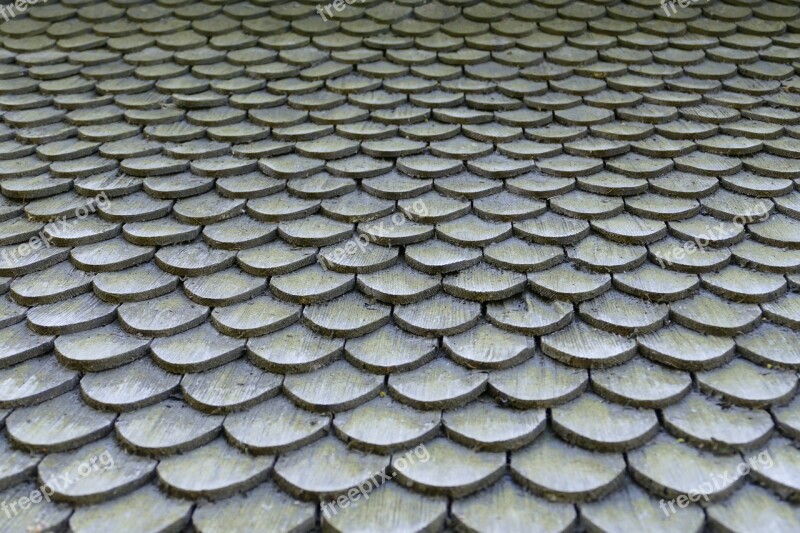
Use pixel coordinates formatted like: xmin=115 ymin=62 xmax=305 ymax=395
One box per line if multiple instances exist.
xmin=0 ymin=0 xmax=799 ymax=531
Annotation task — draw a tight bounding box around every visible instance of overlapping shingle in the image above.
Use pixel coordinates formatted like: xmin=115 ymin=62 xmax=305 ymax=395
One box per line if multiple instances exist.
xmin=0 ymin=0 xmax=799 ymax=530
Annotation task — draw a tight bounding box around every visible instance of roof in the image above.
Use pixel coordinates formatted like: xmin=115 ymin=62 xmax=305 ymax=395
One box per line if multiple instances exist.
xmin=0 ymin=0 xmax=799 ymax=531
